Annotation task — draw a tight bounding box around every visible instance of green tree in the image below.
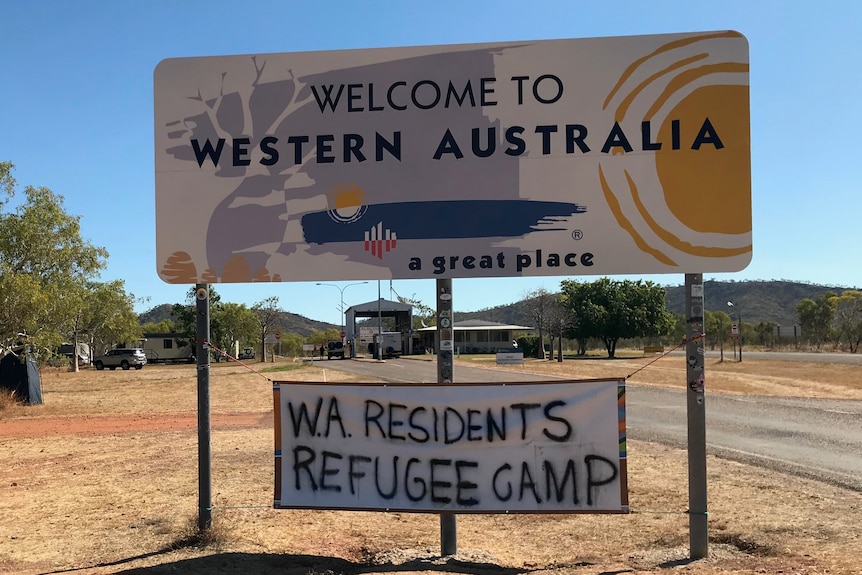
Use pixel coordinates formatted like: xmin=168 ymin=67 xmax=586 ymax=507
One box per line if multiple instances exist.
xmin=667 ymin=312 xmax=687 ymax=349
xmin=171 ymin=286 xmax=223 ymax=351
xmin=252 ymin=296 xmax=282 ymax=362
xmin=396 ymin=293 xmax=436 ymax=329
xmin=76 ymin=280 xmax=141 ymax=358
xmin=514 ymin=333 xmax=540 ymax=357
xmin=0 ymin=162 xmax=15 ymax=208
xmin=829 ymin=290 xmax=862 ymax=353
xmin=754 ymin=321 xmax=779 ymax=348
xmin=215 ymin=302 xmax=259 ymax=356
xmin=544 ymin=295 xmax=571 ymax=361
xmin=140 ymin=318 xmax=176 ymax=334
xmin=56 ymin=280 xmax=141 ymax=371
xmin=171 ymin=290 xmax=302 ymax=362
xmin=308 ymin=329 xmax=341 ymax=347
xmin=560 ymin=278 xmax=675 ymax=358
xmin=705 ymin=310 xmax=732 ymax=359
xmin=558 ymin=282 xmax=593 ymax=356
xmin=0 ymin=164 xmax=108 ymax=361
xmin=523 ymin=288 xmax=558 ymax=359
xmin=279 ymin=332 xmax=305 ymax=358
xmin=796 ymin=293 xmax=834 ymax=349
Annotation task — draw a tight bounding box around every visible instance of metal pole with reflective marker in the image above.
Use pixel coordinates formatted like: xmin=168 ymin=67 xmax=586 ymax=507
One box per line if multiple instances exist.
xmin=738 ymin=311 xmax=743 ymax=363
xmin=195 ymin=284 xmax=212 ymax=530
xmin=685 ymin=273 xmax=707 ymax=559
xmin=436 ymin=278 xmax=457 ymax=555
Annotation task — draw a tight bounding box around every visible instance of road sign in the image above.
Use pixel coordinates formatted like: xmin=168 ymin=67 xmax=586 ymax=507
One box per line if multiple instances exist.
xmin=154 ymin=31 xmax=751 ymax=283
xmin=731 ymin=323 xmax=739 ymax=337
xmin=340 ymin=331 xmax=346 ymax=339
xmin=275 ymin=332 xmax=281 ymax=340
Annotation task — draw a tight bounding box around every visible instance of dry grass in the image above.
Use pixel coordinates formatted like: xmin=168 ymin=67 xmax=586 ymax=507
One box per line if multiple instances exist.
xmin=0 ymin=356 xmax=860 ymax=574
xmin=0 ymin=389 xmax=20 ymax=412
xmin=10 ymin=360 xmax=368 ymax=417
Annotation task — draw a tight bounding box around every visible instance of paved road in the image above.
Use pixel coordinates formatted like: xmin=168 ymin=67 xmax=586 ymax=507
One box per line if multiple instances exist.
xmin=628 ymin=388 xmax=862 ymax=491
xmin=318 ymin=357 xmax=862 ymax=491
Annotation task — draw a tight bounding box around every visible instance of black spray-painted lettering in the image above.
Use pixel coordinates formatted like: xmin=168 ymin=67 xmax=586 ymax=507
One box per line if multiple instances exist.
xmin=585 ymin=454 xmax=618 ymax=506
xmin=291 ymin=446 xmax=618 ymax=508
xmin=287 ymin=396 xmax=348 ymax=439
xmin=364 ymin=399 xmax=567 ymax=444
xmin=493 ymin=456 xmax=619 ymax=506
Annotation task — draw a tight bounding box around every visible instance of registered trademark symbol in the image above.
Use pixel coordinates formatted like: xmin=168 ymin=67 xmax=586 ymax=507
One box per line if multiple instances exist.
xmin=572 ymin=229 xmax=583 ymax=240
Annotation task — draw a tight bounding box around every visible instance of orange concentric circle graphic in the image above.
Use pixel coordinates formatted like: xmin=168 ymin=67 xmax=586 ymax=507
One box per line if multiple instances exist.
xmin=600 ymin=31 xmax=751 ymax=267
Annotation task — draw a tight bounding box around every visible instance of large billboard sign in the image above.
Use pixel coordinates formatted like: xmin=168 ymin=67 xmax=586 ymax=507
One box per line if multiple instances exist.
xmin=273 ymin=380 xmax=628 ymax=513
xmin=154 ymin=31 xmax=750 ymax=284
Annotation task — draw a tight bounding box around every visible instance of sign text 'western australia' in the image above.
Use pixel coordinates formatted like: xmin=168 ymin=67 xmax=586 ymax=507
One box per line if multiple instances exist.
xmin=191 ymin=74 xmax=724 ymax=169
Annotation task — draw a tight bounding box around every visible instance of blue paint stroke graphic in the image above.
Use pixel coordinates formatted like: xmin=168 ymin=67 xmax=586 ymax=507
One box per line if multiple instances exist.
xmin=302 ymin=200 xmax=587 ymax=244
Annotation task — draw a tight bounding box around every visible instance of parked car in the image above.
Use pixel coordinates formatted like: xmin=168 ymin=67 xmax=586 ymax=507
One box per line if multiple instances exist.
xmin=238 ymin=347 xmax=255 ymax=360
xmin=93 ymin=348 xmax=147 ymax=371
xmin=326 ymin=340 xmax=345 ymax=359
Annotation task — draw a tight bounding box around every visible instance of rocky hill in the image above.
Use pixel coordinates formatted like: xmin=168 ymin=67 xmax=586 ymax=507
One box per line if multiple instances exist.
xmin=139 ymin=280 xmax=855 ymax=336
xmin=456 ymin=280 xmax=853 ymax=328
xmin=663 ymin=279 xmax=849 ymax=327
xmin=138 ymin=303 xmax=336 ymax=338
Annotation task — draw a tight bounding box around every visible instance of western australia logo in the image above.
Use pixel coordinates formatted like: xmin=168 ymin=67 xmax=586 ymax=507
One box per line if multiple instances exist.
xmin=325 ymin=183 xmax=394 ymax=259
xmin=303 ymin=183 xmax=587 ymax=261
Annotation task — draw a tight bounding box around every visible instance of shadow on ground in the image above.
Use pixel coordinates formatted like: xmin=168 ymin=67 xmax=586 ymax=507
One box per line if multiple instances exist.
xmin=107 ymin=552 xmax=533 ymax=575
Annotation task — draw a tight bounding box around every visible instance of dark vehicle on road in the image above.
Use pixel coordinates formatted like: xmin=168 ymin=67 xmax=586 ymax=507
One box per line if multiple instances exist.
xmin=326 ymin=340 xmax=345 ymax=359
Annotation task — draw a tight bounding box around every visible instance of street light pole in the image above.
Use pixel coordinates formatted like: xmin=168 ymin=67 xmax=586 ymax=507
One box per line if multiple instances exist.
xmin=315 ymin=281 xmax=369 ymax=338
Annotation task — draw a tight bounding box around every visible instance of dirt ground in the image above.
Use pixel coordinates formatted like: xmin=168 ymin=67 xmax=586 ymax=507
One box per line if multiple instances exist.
xmin=1 ymin=355 xmax=860 ymax=574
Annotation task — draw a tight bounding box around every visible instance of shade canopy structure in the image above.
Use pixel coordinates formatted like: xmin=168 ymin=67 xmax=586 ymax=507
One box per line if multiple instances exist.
xmin=344 ymin=298 xmax=413 ymax=356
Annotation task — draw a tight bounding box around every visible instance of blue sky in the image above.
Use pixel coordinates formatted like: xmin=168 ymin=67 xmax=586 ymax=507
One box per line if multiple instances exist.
xmin=2 ymin=1 xmax=859 ymax=326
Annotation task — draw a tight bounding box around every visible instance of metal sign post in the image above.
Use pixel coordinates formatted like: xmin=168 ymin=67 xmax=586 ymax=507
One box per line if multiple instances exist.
xmin=195 ymin=284 xmax=212 ymax=530
xmin=685 ymin=273 xmax=707 ymax=558
xmin=436 ymin=278 xmax=457 ymax=555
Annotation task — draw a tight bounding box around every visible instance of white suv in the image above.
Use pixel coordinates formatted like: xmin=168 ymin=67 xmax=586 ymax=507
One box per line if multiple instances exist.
xmin=93 ymin=348 xmax=147 ymax=370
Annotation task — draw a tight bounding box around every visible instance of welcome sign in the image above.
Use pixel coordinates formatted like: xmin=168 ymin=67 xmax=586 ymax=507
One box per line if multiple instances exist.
xmin=273 ymin=380 xmax=628 ymax=513
xmin=155 ymin=31 xmax=750 ymax=283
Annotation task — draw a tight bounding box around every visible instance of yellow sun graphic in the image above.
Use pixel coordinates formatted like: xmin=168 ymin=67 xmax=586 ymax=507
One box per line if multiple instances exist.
xmin=600 ymin=31 xmax=751 ymax=268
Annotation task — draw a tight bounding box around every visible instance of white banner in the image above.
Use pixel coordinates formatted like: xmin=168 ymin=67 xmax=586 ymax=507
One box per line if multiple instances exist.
xmin=155 ymin=31 xmax=750 ymax=283
xmin=273 ymin=379 xmax=628 ymax=513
